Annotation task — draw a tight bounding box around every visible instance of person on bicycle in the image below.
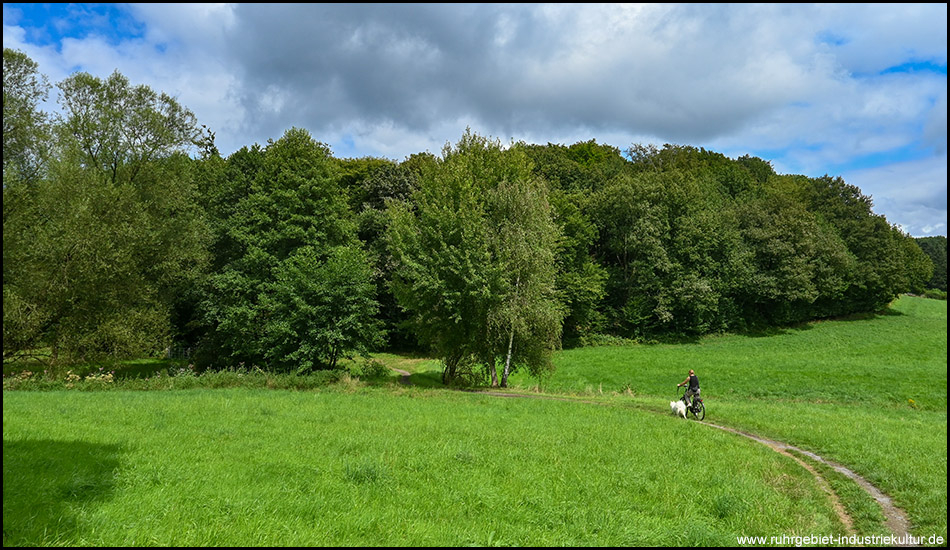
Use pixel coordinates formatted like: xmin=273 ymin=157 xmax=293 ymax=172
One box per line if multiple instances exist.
xmin=677 ymin=369 xmax=700 ymax=409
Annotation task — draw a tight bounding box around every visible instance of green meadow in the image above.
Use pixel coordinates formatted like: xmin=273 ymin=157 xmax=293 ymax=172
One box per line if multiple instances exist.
xmin=4 ymin=389 xmax=843 ymax=546
xmin=507 ymin=295 xmax=948 ymax=542
xmin=3 ymin=296 xmax=947 ymax=546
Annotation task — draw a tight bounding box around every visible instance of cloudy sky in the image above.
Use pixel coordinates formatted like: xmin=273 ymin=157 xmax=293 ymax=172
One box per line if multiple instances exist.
xmin=3 ymin=3 xmax=947 ymax=236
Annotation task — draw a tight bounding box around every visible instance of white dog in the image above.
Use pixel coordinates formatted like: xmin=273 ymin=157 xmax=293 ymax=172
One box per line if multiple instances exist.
xmin=670 ymin=400 xmax=687 ymax=419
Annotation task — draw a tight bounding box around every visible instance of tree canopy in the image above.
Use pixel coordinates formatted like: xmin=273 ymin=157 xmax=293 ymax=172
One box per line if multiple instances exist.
xmin=388 ymin=131 xmax=563 ymax=385
xmin=3 ymin=50 xmax=939 ymax=376
xmin=915 ymin=236 xmax=947 ymax=292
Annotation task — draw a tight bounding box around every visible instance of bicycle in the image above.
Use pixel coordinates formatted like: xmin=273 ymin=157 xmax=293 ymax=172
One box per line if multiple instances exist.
xmin=679 ymin=385 xmax=705 ymax=421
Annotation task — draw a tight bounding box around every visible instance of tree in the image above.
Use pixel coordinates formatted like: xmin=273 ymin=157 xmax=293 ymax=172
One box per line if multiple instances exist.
xmin=3 ymin=48 xmax=51 ymax=186
xmin=56 ymin=70 xmax=203 ymax=184
xmin=516 ymin=142 xmax=615 ymax=343
xmin=548 ymin=189 xmax=607 ymax=344
xmin=3 ymin=60 xmax=209 ymax=362
xmin=198 ymin=128 xmax=383 ymax=371
xmin=486 ymin=171 xmax=563 ymax=386
xmin=894 ymin=232 xmax=933 ymax=296
xmin=792 ymin=175 xmax=928 ymax=312
xmin=590 ymin=172 xmax=674 ymax=337
xmin=590 ymin=167 xmax=748 ymax=337
xmin=261 ymin=245 xmax=382 ymax=371
xmin=915 ymin=236 xmax=947 ymax=292
xmin=3 ymin=48 xmax=53 ymax=359
xmin=351 ymin=161 xmax=420 ymax=350
xmin=388 ymin=131 xmax=563 ymax=386
xmin=735 ymin=195 xmax=853 ymax=324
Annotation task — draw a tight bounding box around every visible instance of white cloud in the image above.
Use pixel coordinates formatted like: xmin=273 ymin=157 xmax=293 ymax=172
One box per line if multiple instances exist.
xmin=843 ymin=153 xmax=948 ymax=237
xmin=3 ymin=3 xmax=946 ymax=235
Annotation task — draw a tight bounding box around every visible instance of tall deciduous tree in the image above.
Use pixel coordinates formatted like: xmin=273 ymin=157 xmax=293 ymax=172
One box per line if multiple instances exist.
xmin=3 ymin=48 xmax=53 ymax=358
xmin=3 ymin=60 xmax=209 ymax=361
xmin=56 ymin=70 xmax=202 ymax=184
xmin=3 ymin=48 xmax=51 ymax=186
xmin=915 ymin=236 xmax=946 ymax=292
xmin=486 ymin=173 xmax=563 ymax=386
xmin=388 ymin=131 xmax=563 ymax=386
xmin=198 ymin=128 xmax=382 ymax=371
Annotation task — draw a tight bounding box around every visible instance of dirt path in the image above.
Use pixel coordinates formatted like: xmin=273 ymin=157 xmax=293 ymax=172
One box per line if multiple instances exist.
xmin=389 ymin=367 xmax=412 ymax=385
xmin=390 ymin=369 xmax=917 ymax=546
xmin=701 ymin=421 xmax=914 ymax=544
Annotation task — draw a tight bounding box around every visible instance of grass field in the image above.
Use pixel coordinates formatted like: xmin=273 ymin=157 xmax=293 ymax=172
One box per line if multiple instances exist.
xmin=3 ymin=296 xmax=946 ymax=546
xmin=4 ymin=389 xmax=845 ymax=546
xmin=505 ymin=295 xmax=948 ymax=542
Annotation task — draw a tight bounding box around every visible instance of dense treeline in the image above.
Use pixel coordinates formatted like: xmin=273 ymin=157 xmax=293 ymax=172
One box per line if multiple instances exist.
xmin=915 ymin=236 xmax=947 ymax=292
xmin=3 ymin=52 xmax=937 ymax=384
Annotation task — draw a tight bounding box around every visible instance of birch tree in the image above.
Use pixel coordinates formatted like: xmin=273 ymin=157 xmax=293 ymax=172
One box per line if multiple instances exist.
xmin=389 ymin=130 xmax=563 ymax=386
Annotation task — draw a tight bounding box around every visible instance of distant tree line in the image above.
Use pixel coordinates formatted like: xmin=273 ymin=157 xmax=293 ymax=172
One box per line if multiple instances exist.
xmin=3 ymin=51 xmax=937 ymax=384
xmin=914 ymin=236 xmax=946 ymax=292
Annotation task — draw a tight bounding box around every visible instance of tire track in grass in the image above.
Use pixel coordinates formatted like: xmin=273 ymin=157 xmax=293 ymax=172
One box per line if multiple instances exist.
xmin=699 ymin=420 xmax=914 ymax=546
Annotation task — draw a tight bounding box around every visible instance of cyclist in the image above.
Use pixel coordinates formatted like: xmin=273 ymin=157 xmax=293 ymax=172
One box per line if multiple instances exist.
xmin=677 ymin=369 xmax=700 ymax=410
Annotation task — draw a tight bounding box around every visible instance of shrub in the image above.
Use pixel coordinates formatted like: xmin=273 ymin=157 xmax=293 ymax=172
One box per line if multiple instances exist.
xmin=922 ymin=288 xmax=947 ymax=301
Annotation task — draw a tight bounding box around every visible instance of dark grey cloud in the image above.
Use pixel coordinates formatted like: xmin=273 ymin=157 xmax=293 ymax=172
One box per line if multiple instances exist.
xmin=221 ymin=4 xmax=802 ymax=144
xmin=225 ymin=5 xmax=525 ymax=136
xmin=5 ymin=3 xmax=943 ymax=234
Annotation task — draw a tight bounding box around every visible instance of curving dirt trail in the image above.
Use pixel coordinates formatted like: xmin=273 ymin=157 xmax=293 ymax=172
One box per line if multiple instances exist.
xmin=700 ymin=421 xmax=914 ymax=545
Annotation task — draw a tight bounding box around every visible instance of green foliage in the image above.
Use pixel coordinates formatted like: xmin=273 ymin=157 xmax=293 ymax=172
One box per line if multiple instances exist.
xmin=261 ymin=245 xmax=383 ymax=371
xmin=198 ymin=128 xmax=383 ymax=372
xmin=582 ymin=144 xmax=931 ymax=337
xmin=388 ymin=131 xmax=563 ymax=385
xmin=5 ymin=50 xmax=937 ymax=373
xmin=55 ymin=70 xmax=202 ymax=183
xmin=3 ymin=61 xmax=208 ymax=363
xmin=784 ymin=175 xmax=924 ymax=312
xmin=922 ymin=288 xmax=947 ymax=300
xmin=589 ymin=167 xmax=744 ymax=337
xmin=735 ymin=194 xmax=853 ymax=324
xmin=486 ymin=164 xmax=564 ymax=384
xmin=335 ymin=156 xmax=399 ymax=211
xmin=350 ymin=161 xmax=421 ymax=350
xmin=551 ymin=194 xmax=608 ymax=344
xmin=915 ymin=236 xmax=947 ymax=292
xmin=518 ymin=144 xmax=612 ymax=343
xmin=3 ymin=48 xmax=51 ymax=185
xmin=735 ymin=154 xmax=775 ymax=186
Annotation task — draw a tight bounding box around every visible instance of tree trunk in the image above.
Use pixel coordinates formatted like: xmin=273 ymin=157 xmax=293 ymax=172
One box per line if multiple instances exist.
xmin=501 ymin=276 xmax=520 ymax=388
xmin=501 ymin=325 xmax=514 ymax=388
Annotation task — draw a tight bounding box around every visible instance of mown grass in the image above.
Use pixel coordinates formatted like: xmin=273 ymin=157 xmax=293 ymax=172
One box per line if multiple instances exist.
xmin=506 ymin=295 xmax=947 ymax=542
xmin=4 ymin=388 xmax=842 ymax=546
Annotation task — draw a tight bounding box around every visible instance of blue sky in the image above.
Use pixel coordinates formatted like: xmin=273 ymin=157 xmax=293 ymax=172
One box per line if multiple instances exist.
xmin=3 ymin=3 xmax=946 ymax=236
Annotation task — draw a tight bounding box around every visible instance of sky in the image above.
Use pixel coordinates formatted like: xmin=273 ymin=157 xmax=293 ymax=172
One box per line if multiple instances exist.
xmin=3 ymin=3 xmax=947 ymax=237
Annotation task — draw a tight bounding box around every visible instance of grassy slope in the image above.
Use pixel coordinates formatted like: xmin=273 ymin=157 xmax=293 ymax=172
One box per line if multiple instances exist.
xmin=506 ymin=295 xmax=948 ymax=540
xmin=3 ymin=296 xmax=945 ymax=545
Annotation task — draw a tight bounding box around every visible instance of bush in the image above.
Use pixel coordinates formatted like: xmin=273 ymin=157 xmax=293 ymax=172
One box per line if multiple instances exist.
xmin=2 ymin=362 xmax=349 ymax=392
xmin=922 ymin=288 xmax=947 ymax=300
xmin=356 ymin=358 xmax=391 ymax=379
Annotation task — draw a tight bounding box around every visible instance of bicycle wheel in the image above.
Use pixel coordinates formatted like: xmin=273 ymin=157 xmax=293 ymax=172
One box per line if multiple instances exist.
xmin=692 ymin=400 xmax=705 ymax=421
